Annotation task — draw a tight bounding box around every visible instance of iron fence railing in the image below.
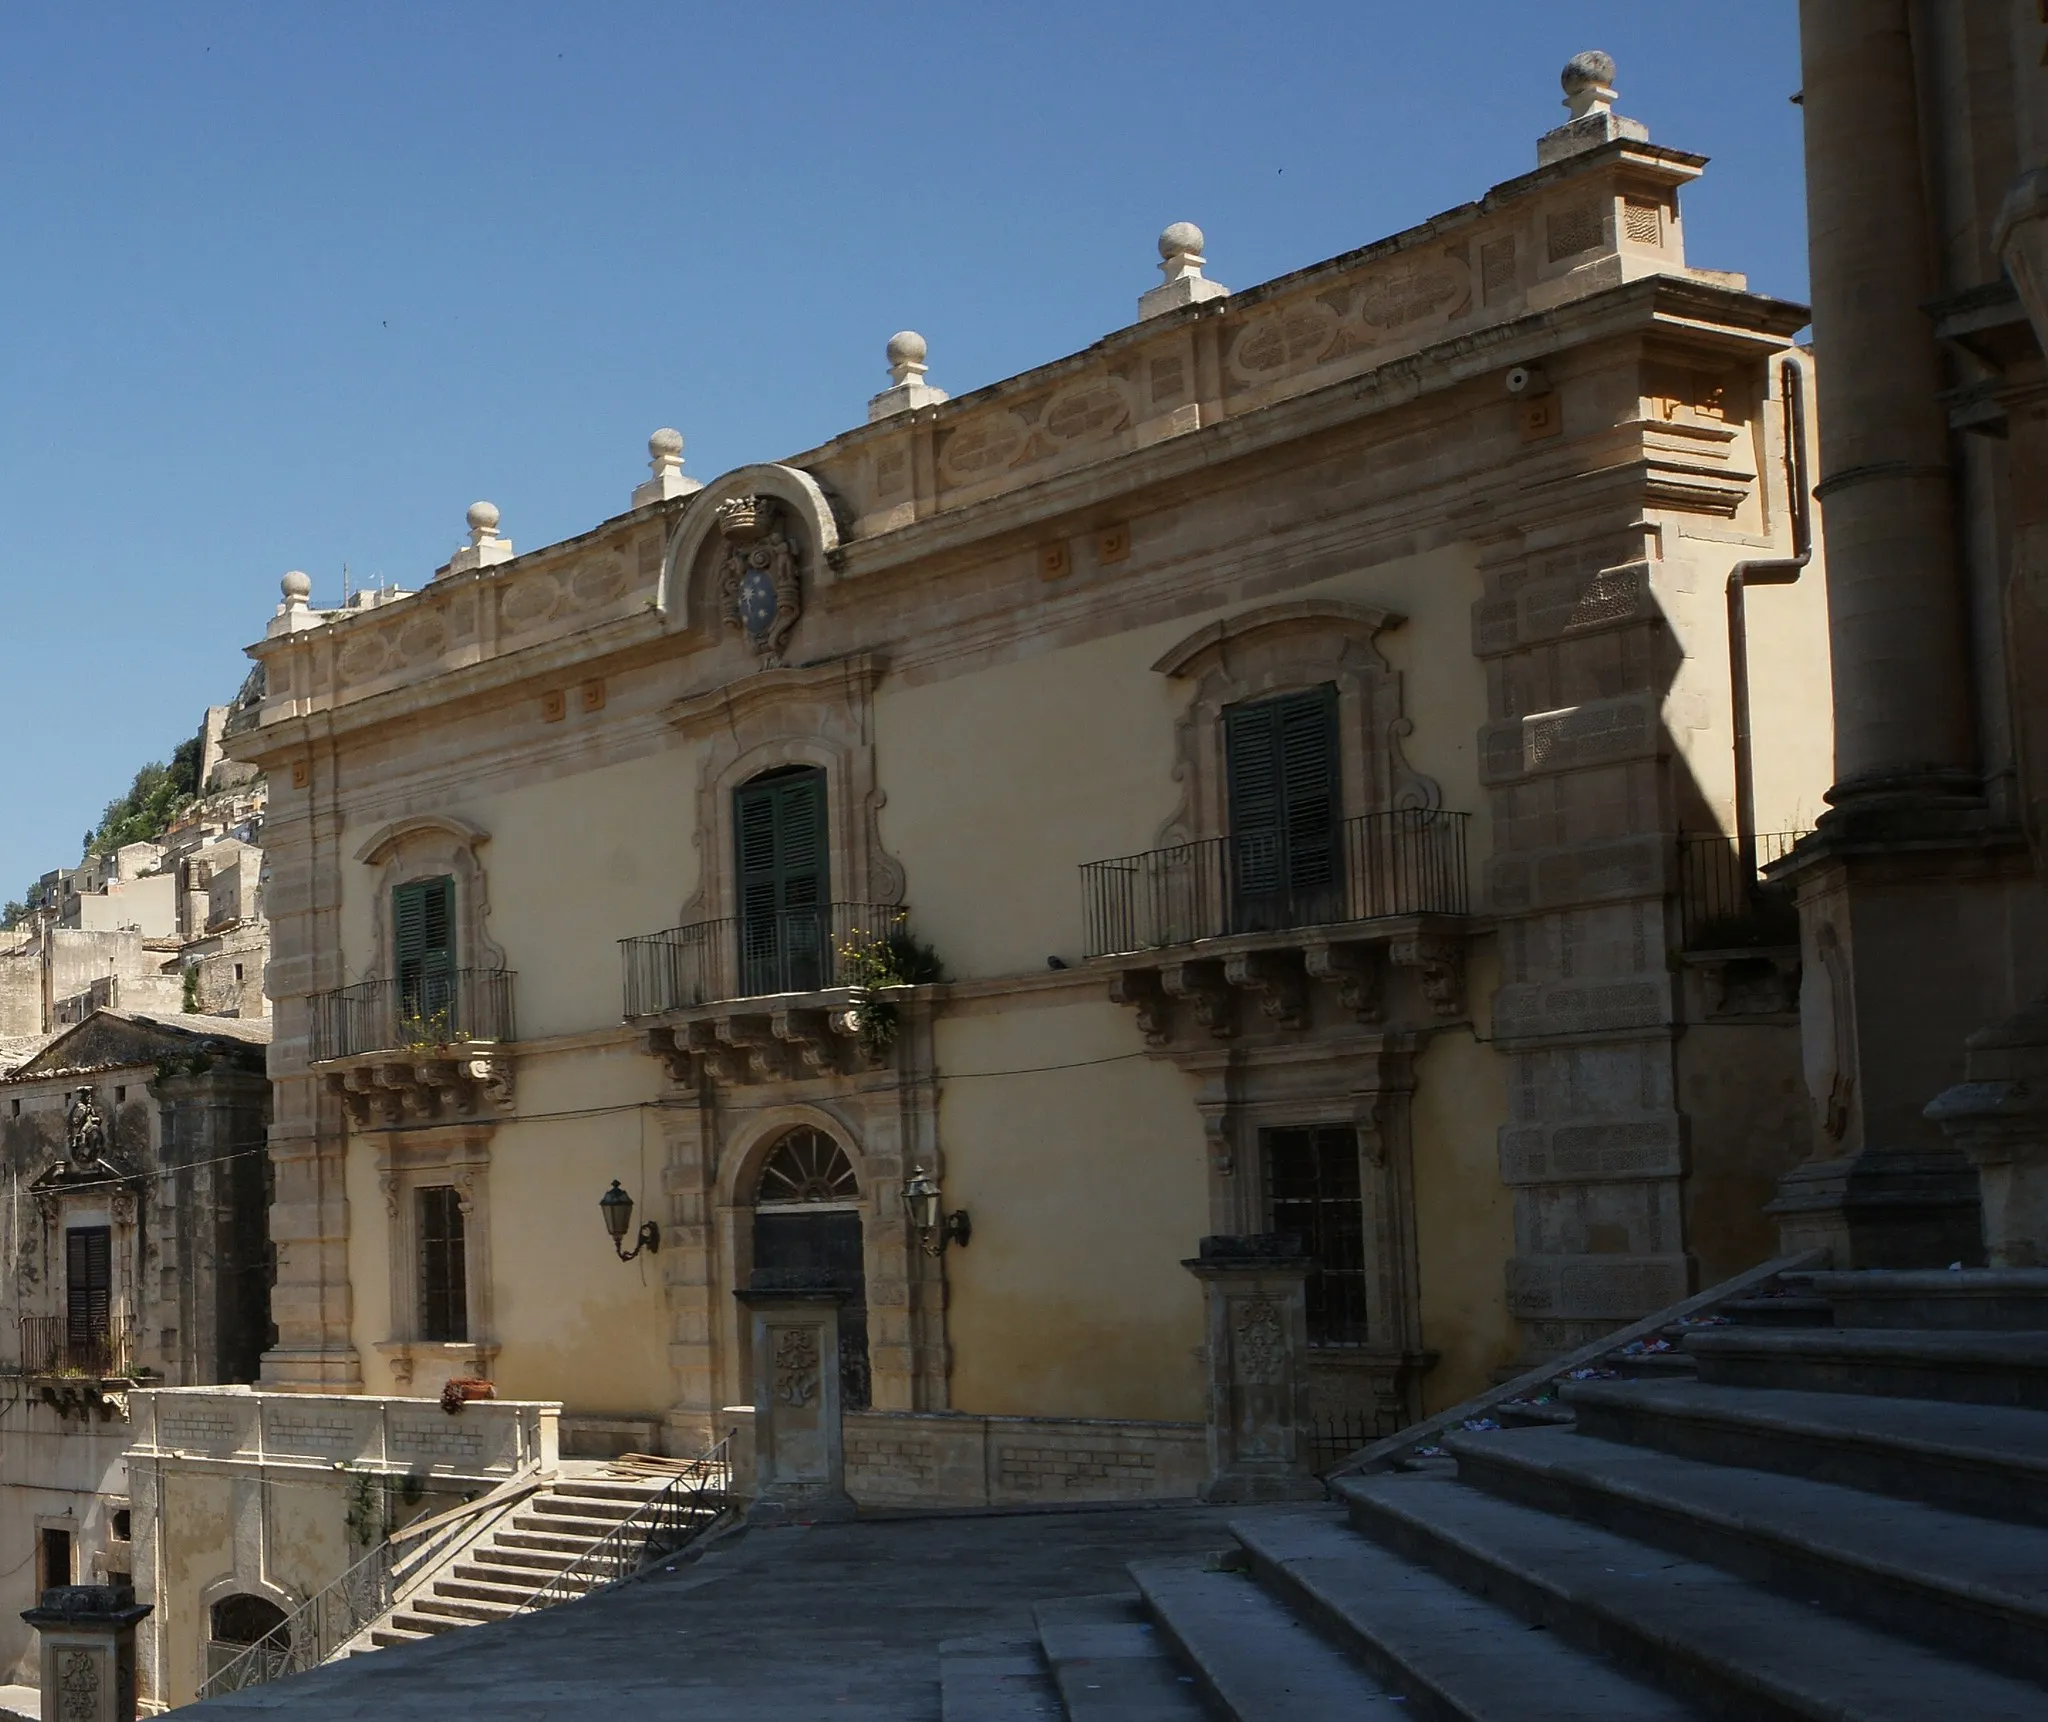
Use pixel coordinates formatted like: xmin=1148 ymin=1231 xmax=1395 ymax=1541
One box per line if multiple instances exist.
xmin=1080 ymin=809 xmax=1470 ymax=959
xmin=197 ymin=1473 xmax=541 ymax=1699
xmin=515 ymin=1434 xmax=734 ymax=1615
xmin=621 ymin=904 xmax=906 ymax=1017
xmin=308 ymin=968 xmax=517 ymax=1063
xmin=1676 ymin=830 xmax=1807 ymax=950
xmin=16 ymin=1315 xmax=134 ymax=1379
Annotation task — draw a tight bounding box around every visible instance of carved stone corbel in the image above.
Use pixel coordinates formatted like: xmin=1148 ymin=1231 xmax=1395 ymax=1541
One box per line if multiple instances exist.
xmin=461 ymin=1054 xmax=515 ymax=1112
xmin=1303 ymin=939 xmax=1384 ymax=1023
xmin=1161 ymin=961 xmax=1236 ymax=1039
xmin=1224 ymin=950 xmax=1308 ymax=1030
xmin=645 ymin=1025 xmax=700 ymax=1089
xmin=1390 ymin=934 xmax=1465 ymax=1017
xmin=1107 ymin=969 xmax=1174 ymax=1048
xmin=773 ymin=1008 xmax=842 ymax=1075
xmin=716 ymin=1015 xmax=788 ymax=1083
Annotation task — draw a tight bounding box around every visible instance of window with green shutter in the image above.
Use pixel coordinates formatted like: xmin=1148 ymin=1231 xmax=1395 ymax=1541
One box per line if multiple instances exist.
xmin=393 ymin=875 xmax=456 ymax=1036
xmin=734 ymin=768 xmax=829 ymax=994
xmin=1224 ymin=686 xmax=1341 ymax=931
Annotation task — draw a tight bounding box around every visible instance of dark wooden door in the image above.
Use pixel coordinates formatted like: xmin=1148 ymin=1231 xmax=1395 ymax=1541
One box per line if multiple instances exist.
xmin=752 ymin=1209 xmax=870 ymax=1409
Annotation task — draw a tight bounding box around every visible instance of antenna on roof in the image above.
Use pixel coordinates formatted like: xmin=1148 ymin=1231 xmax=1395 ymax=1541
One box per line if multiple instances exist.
xmin=341 ymin=561 xmax=352 ymax=607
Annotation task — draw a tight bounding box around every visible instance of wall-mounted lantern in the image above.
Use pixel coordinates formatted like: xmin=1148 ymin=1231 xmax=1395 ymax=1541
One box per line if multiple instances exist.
xmin=599 ymin=1180 xmax=661 ymax=1262
xmin=903 ymin=1166 xmax=971 ymax=1257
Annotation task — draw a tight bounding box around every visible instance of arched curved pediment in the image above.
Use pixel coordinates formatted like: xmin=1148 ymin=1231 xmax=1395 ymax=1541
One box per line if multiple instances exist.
xmin=353 ymin=814 xmax=490 ymax=867
xmin=1151 ymin=599 xmax=1404 ymax=680
xmin=657 ymin=462 xmax=843 ymax=630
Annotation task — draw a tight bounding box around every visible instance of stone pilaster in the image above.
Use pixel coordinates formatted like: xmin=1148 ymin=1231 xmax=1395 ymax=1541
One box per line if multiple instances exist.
xmin=1182 ymin=1236 xmax=1321 ymax=1504
xmin=734 ymin=1279 xmax=854 ymax=1523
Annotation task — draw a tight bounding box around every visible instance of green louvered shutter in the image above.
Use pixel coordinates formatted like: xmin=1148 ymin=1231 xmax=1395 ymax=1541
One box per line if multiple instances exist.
xmin=735 ymin=769 xmax=829 ymax=993
xmin=394 ymin=875 xmax=456 ymax=1035
xmin=1225 ymin=687 xmax=1339 ymax=930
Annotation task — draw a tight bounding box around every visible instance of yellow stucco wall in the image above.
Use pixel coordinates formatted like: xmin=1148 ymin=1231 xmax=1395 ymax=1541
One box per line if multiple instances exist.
xmin=876 ymin=543 xmax=1490 ymax=983
xmin=1409 ymin=941 xmax=1518 ymax=1412
xmin=936 ymin=1000 xmax=1209 ymax=1422
xmin=339 ymin=743 xmax=704 ymax=1039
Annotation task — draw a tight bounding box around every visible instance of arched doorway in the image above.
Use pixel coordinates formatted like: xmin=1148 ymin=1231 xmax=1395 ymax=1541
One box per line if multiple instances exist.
xmin=206 ymin=1593 xmax=289 ymax=1685
xmin=751 ymin=1126 xmax=870 ymax=1409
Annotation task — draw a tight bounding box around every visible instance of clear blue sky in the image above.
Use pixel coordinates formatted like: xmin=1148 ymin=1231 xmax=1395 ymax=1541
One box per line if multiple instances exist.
xmin=0 ymin=2 xmax=1807 ymax=896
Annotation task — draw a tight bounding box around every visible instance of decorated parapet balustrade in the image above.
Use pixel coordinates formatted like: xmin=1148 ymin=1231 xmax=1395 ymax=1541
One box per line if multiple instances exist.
xmin=246 ymin=127 xmax=1718 ymax=723
xmin=127 ymin=1386 xmax=558 ymax=1482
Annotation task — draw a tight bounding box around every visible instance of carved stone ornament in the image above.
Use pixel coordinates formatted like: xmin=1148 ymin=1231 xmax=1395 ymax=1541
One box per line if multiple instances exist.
xmin=1233 ymin=1298 xmax=1287 ymax=1384
xmin=715 ymin=496 xmax=803 ymax=664
xmin=773 ymin=1325 xmax=821 ymax=1407
xmin=65 ymin=1089 xmax=107 ymax=1170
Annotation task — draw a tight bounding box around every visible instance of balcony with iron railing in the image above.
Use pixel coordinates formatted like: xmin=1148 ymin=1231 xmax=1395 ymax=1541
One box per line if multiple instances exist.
xmin=1081 ymin=809 xmax=1470 ymax=958
xmin=1675 ymin=830 xmax=1807 ymax=951
xmin=15 ymin=1314 xmax=135 ymax=1380
xmin=1083 ymin=809 xmax=1475 ymax=1048
xmin=622 ymin=904 xmax=922 ymax=1089
xmin=306 ymin=969 xmax=519 ymax=1127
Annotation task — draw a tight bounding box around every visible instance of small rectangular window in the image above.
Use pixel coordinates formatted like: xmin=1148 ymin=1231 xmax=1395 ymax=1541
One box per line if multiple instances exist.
xmin=1262 ymin=1126 xmax=1369 ymax=1346
xmin=114 ymin=1086 xmax=126 ymax=1104
xmin=417 ymin=1186 xmax=468 ymax=1344
xmin=40 ymin=1528 xmax=72 ymax=1593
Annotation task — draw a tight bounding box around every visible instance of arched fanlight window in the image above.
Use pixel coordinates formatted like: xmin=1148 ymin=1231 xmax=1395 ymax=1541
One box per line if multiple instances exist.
xmin=755 ymin=1127 xmax=858 ymax=1205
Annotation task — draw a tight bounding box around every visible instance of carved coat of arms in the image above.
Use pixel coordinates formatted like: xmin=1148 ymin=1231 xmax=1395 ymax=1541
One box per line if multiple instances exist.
xmin=715 ymin=496 xmax=802 ymax=665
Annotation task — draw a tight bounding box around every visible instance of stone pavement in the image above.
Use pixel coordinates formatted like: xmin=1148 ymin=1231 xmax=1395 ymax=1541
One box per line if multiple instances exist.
xmin=179 ymin=1504 xmax=1237 ymax=1719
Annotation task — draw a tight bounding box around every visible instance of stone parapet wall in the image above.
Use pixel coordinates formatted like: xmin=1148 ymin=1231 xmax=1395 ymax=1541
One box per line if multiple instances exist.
xmin=127 ymin=1386 xmax=559 ymax=1483
xmin=724 ymin=1407 xmax=1204 ymax=1509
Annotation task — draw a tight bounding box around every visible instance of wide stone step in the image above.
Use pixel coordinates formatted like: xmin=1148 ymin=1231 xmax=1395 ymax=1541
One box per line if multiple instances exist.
xmin=439 ymin=1572 xmax=556 ymax=1607
xmin=1724 ymin=1294 xmax=1835 ymax=1327
xmin=410 ymin=1593 xmax=520 ymax=1624
xmin=1231 ymin=1506 xmax=1699 ymax=1720
xmin=1032 ymin=1594 xmax=1208 ymax=1720
xmin=528 ymin=1499 xmax=640 ymax=1526
xmin=1335 ymin=1473 xmax=2048 ymax=1720
xmin=495 ymin=1529 xmax=607 ymax=1557
xmin=385 ymin=1611 xmax=457 ymax=1637
xmin=469 ymin=1543 xmax=581 ymax=1573
xmin=1128 ymin=1557 xmax=1398 ymax=1719
xmin=1811 ymin=1269 xmax=2048 ymax=1331
xmin=1445 ymin=1423 xmax=2048 ymax=1684
xmin=508 ymin=1511 xmax=623 ymax=1542
xmin=938 ymin=1631 xmax=1062 ymax=1722
xmin=369 ymin=1626 xmax=431 ymax=1649
xmin=1686 ymin=1326 xmax=2048 ymax=1408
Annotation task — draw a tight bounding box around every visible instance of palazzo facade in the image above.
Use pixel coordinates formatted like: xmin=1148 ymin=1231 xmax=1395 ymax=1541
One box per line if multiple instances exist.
xmin=223 ymin=66 xmax=1830 ymax=1471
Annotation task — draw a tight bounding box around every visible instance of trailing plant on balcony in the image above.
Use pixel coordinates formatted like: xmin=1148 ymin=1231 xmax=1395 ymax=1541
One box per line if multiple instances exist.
xmin=400 ymin=1009 xmax=472 ymax=1054
xmin=836 ymin=926 xmax=945 ymax=1057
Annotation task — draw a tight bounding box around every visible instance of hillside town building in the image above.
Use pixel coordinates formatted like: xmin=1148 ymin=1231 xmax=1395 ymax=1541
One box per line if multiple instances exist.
xmin=107 ymin=50 xmax=1844 ymax=1712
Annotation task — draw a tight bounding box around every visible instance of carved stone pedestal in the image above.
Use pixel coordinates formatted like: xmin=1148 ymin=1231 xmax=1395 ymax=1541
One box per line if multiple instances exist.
xmin=20 ymin=1586 xmax=150 ymax=1722
xmin=1182 ymin=1236 xmax=1323 ymax=1504
xmin=1926 ymin=995 xmax=2048 ymax=1269
xmin=734 ymin=1277 xmax=855 ymax=1525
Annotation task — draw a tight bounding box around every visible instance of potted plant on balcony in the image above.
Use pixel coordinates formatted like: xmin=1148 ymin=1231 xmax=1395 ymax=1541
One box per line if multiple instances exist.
xmin=836 ymin=926 xmax=945 ymax=1057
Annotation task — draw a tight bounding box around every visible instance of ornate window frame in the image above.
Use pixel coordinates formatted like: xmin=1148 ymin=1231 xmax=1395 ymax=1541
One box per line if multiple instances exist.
xmin=667 ymin=653 xmax=904 ymax=927
xmin=353 ymin=815 xmax=503 ymax=983
xmin=1151 ymin=599 xmax=1439 ymax=847
xmin=371 ymin=1123 xmax=496 ymax=1392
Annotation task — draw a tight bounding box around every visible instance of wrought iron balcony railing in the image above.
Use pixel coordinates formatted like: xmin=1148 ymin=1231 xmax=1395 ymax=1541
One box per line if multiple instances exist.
xmin=17 ymin=1315 xmax=134 ymax=1379
xmin=621 ymin=904 xmax=906 ymax=1018
xmin=1675 ymin=830 xmax=1808 ymax=950
xmin=308 ymin=969 xmax=518 ymax=1063
xmin=1080 ymin=809 xmax=1470 ymax=959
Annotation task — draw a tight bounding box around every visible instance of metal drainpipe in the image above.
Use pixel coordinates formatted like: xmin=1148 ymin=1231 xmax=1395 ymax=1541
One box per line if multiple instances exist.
xmin=1727 ymin=355 xmax=1814 ymax=885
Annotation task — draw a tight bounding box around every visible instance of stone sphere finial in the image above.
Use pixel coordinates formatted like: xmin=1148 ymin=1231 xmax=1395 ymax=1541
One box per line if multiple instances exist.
xmin=1159 ymin=221 xmax=1205 ymax=262
xmin=885 ymin=331 xmax=930 ymax=387
xmin=466 ymin=500 xmax=500 ymax=535
xmin=649 ymin=427 xmax=684 ymax=460
xmin=1562 ymin=49 xmax=1617 ymax=91
xmin=280 ymin=570 xmax=312 ymax=604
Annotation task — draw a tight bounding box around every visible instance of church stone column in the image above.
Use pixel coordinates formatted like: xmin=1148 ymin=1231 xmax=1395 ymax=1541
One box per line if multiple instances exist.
xmin=1799 ymin=0 xmax=1974 ymax=805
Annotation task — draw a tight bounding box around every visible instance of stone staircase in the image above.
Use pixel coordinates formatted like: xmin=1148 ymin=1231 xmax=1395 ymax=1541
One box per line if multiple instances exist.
xmin=941 ymin=1269 xmax=2048 ymax=1719
xmin=362 ymin=1470 xmax=690 ymax=1650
